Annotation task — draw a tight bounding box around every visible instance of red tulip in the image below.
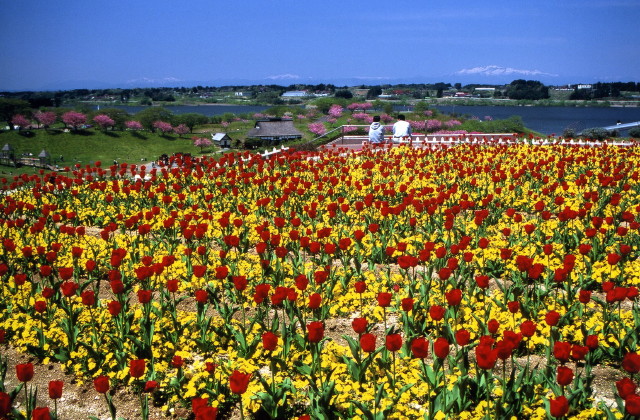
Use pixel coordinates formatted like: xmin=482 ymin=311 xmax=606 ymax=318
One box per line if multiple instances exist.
xmin=488 ymin=319 xmax=500 ymax=334
xmin=615 ymin=377 xmax=636 ymax=399
xmin=433 ymin=337 xmax=450 ymax=359
xmin=445 ymin=289 xmax=462 ymax=306
xmin=93 ymin=375 xmax=110 ymax=393
xmin=360 ymin=333 xmax=377 ymax=353
xmin=144 ymin=380 xmax=158 ymax=393
xmin=60 ymin=281 xmax=79 ymax=297
xmin=214 ymin=265 xmax=229 ymax=279
xmin=385 ymin=334 xmax=402 ymax=352
xmin=429 ymin=305 xmax=445 ymax=321
xmin=307 ymin=321 xmax=324 ymax=343
xmin=556 ymin=366 xmax=574 ymax=386
xmin=475 ymin=275 xmax=490 ymax=289
xmin=455 ymin=329 xmax=471 ymax=346
xmin=48 ymin=380 xmax=63 ymax=399
xmin=229 ymin=370 xmax=251 ymax=394
xmin=169 ymin=355 xmax=183 ymax=368
xmin=195 ymin=406 xmax=219 ymax=420
xmin=475 ymin=344 xmax=498 ymax=370
xmin=294 ymin=275 xmax=309 ymax=291
xmin=194 ymin=289 xmax=208 ymax=304
xmin=308 ymin=293 xmax=322 ymax=309
xmin=166 ymin=279 xmax=180 ymax=293
xmin=578 ymin=290 xmax=591 ymax=304
xmin=622 ymin=352 xmax=640 ymax=374
xmin=553 ymin=341 xmax=571 ymax=364
xmin=354 ymin=281 xmax=367 ymax=294
xmin=31 ymin=407 xmax=51 ymax=420
xmin=626 ymin=395 xmax=640 ymax=416
xmin=545 ymin=310 xmax=560 ymax=326
xmin=549 ymin=395 xmax=569 ymax=418
xmin=107 ymin=300 xmax=121 ymax=317
xmin=81 ymin=290 xmax=95 ymax=306
xmin=571 ymin=344 xmax=589 ymax=361
xmin=351 ymin=318 xmax=368 ymax=335
xmin=233 ymin=276 xmax=248 ymax=291
xmin=192 ymin=265 xmax=207 ymax=278
xmin=35 ymin=300 xmax=47 ymax=313
xmin=0 ymin=392 xmax=10 ymax=417
xmin=411 ymin=337 xmax=429 ymax=359
xmin=129 ymin=359 xmax=146 ymax=378
xmin=520 ymin=320 xmax=536 ymax=337
xmin=507 ymin=301 xmax=520 ymax=314
xmin=401 ymin=297 xmax=414 ymax=312
xmin=16 ymin=362 xmax=34 ymax=382
xmin=585 ymin=335 xmax=599 ymax=350
xmin=376 ymin=292 xmax=392 ymax=307
xmin=262 ymin=331 xmax=278 ymax=351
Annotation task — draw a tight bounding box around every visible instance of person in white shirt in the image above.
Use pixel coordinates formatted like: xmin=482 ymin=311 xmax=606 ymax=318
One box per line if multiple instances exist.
xmin=392 ymin=114 xmax=412 ymax=142
xmin=368 ymin=115 xmax=386 ymax=144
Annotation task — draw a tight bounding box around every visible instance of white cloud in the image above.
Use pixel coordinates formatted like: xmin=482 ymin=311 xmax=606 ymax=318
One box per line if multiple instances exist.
xmin=126 ymin=76 xmax=183 ymax=84
xmin=455 ymin=65 xmax=558 ymax=78
xmin=265 ymin=73 xmax=301 ymax=80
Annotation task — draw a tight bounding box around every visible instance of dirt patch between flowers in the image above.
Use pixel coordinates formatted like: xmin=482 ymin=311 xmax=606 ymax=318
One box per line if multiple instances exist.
xmin=2 ymin=343 xmax=166 ymax=419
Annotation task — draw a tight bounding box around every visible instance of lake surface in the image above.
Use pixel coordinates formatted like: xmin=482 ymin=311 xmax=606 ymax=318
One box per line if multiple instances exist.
xmin=433 ymin=105 xmax=640 ymax=135
xmin=102 ymin=104 xmax=640 ymax=136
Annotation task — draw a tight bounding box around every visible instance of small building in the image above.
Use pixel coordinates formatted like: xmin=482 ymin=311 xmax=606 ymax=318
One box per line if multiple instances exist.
xmin=211 ymin=132 xmax=232 ymax=148
xmin=38 ymin=149 xmax=51 ymax=167
xmin=246 ymin=118 xmax=303 ymax=144
xmin=281 ymin=91 xmax=310 ymax=98
xmin=0 ymin=143 xmax=15 ymax=167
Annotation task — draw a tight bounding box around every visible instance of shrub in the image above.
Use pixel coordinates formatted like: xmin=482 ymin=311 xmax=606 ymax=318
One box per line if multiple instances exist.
xmin=629 ymin=126 xmax=640 ymax=138
xmin=562 ymin=128 xmax=576 ymax=139
xmin=580 ymin=127 xmax=609 ymax=141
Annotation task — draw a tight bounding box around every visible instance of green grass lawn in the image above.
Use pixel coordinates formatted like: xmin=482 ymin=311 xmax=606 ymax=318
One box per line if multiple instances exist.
xmin=0 ymin=128 xmax=217 ymax=178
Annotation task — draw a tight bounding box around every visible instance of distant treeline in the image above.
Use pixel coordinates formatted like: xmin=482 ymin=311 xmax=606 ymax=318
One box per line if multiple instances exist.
xmin=1 ymin=80 xmax=638 ymax=107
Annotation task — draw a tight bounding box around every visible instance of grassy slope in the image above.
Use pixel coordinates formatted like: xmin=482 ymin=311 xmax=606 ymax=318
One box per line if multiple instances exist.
xmin=0 ymin=128 xmax=209 ymax=178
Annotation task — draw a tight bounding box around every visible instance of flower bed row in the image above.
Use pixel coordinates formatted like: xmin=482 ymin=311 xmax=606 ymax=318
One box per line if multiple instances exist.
xmin=1 ymin=143 xmax=640 ymax=419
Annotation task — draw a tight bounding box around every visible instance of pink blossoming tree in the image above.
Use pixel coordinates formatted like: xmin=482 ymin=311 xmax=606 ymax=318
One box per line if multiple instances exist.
xmin=93 ymin=114 xmax=115 ymax=130
xmin=193 ymin=136 xmax=213 ymax=152
xmin=62 ymin=111 xmax=86 ymax=130
xmin=11 ymin=114 xmax=30 ymax=130
xmin=34 ymin=111 xmax=57 ymax=129
xmin=173 ymin=124 xmax=189 ymax=137
xmin=328 ymin=104 xmax=343 ymax=119
xmin=308 ymin=122 xmax=326 ymax=136
xmin=153 ymin=120 xmax=173 ymax=134
xmin=125 ymin=120 xmax=143 ymax=131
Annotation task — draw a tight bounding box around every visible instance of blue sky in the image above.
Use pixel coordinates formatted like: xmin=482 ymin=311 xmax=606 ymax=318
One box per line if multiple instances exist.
xmin=1 ymin=0 xmax=638 ymax=90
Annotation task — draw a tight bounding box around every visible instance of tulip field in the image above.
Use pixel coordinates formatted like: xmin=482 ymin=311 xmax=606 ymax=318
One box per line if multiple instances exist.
xmin=1 ymin=141 xmax=640 ymax=419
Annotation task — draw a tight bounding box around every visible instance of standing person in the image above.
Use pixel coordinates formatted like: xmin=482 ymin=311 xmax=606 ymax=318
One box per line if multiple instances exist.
xmin=368 ymin=115 xmax=386 ymax=144
xmin=392 ymin=114 xmax=412 ymax=142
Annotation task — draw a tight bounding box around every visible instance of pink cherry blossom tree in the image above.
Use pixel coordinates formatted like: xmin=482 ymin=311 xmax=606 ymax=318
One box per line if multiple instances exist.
xmin=308 ymin=122 xmax=326 ymax=136
xmin=328 ymin=104 xmax=343 ymax=119
xmin=34 ymin=111 xmax=57 ymax=129
xmin=93 ymin=114 xmax=115 ymax=130
xmin=125 ymin=120 xmax=143 ymax=131
xmin=153 ymin=120 xmax=173 ymax=134
xmin=193 ymin=136 xmax=213 ymax=152
xmin=173 ymin=124 xmax=189 ymax=137
xmin=11 ymin=114 xmax=31 ymax=130
xmin=62 ymin=111 xmax=86 ymax=130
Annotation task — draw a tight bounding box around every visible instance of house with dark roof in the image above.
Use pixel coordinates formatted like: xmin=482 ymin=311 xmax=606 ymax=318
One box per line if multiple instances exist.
xmin=246 ymin=118 xmax=303 ymax=144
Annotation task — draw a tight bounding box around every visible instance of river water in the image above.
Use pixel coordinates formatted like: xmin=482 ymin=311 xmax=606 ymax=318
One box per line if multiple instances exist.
xmin=102 ymin=104 xmax=640 ymax=136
